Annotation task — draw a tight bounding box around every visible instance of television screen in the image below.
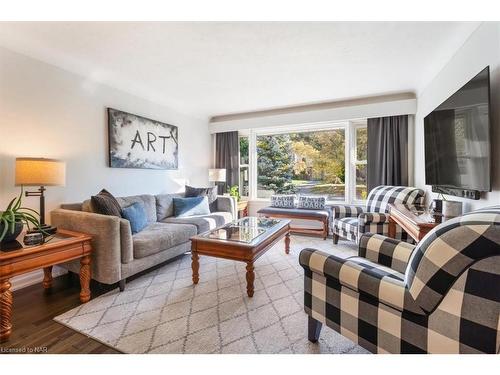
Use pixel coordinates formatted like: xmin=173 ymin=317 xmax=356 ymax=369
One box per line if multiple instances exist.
xmin=424 ymin=67 xmax=491 ymax=192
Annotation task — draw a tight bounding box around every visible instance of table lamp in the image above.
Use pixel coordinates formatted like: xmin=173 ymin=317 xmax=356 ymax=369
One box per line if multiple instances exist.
xmin=15 ymin=157 xmax=66 ymax=232
xmin=208 ymin=168 xmax=226 ymax=194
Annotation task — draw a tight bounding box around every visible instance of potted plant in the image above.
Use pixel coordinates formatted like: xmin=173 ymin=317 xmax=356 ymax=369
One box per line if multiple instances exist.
xmin=0 ymin=187 xmax=42 ymax=244
xmin=227 ymin=185 xmax=241 ymax=202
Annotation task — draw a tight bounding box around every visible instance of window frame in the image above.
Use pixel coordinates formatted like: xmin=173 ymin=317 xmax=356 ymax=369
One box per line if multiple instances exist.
xmin=350 ymin=121 xmax=368 ymax=204
xmin=237 ymin=120 xmax=368 ymax=205
xmin=238 ymin=135 xmax=250 ymax=198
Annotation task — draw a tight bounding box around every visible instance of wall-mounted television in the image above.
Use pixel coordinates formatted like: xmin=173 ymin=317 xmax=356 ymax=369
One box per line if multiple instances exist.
xmin=424 ymin=66 xmax=491 ymax=195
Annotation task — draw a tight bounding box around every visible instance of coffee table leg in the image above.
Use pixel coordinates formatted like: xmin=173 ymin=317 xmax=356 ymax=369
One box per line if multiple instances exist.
xmin=0 ymin=279 xmax=12 ymax=342
xmin=79 ymin=255 xmax=91 ymax=303
xmin=245 ymin=262 xmax=255 ymax=297
xmin=285 ymin=232 xmax=291 ymax=254
xmin=43 ymin=266 xmax=53 ymax=289
xmin=191 ymin=251 xmax=200 ymax=284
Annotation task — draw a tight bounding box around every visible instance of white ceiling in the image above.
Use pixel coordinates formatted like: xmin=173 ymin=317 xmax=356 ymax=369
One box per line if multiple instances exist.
xmin=0 ymin=22 xmax=479 ymax=120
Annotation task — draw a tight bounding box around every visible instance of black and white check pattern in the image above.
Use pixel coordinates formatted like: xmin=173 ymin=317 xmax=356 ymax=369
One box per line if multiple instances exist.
xmin=332 ymin=186 xmax=425 ymax=244
xmin=405 ymin=205 xmax=500 ymax=313
xmin=300 ymin=205 xmax=500 ymax=353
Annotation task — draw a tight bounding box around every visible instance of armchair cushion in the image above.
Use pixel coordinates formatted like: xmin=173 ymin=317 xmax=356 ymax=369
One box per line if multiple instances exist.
xmin=331 ymin=204 xmax=364 ymax=219
xmin=366 ymin=185 xmax=425 ymax=213
xmin=359 ymin=233 xmax=415 ymax=273
xmin=333 ymin=217 xmax=358 ymax=242
xmin=358 ymin=212 xmax=389 ymax=224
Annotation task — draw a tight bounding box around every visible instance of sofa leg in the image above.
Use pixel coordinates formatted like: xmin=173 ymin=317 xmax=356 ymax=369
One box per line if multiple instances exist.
xmin=333 ymin=234 xmax=339 ymax=244
xmin=308 ymin=316 xmax=322 ymax=343
xmin=118 ymin=279 xmax=126 ymax=292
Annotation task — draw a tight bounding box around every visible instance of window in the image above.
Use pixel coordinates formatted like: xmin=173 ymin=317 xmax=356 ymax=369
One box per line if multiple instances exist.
xmin=354 ymin=125 xmax=368 ymax=200
xmin=239 ymin=136 xmax=249 ymax=197
xmin=256 ymin=128 xmax=346 ymax=200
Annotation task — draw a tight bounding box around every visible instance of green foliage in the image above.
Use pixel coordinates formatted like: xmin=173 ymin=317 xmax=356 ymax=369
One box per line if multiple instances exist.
xmin=291 ymin=130 xmax=346 ymax=183
xmin=227 ymin=185 xmax=241 ymax=202
xmin=257 ymin=134 xmax=296 ymax=194
xmin=239 ymin=137 xmax=249 ymax=164
xmin=0 ymin=186 xmax=42 ymax=242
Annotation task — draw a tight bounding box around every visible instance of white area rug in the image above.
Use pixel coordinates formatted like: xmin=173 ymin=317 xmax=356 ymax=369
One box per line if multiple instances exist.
xmin=54 ymin=235 xmax=369 ymax=354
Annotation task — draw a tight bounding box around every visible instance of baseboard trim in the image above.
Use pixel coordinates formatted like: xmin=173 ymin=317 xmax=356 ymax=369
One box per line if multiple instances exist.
xmin=11 ymin=267 xmax=68 ymax=291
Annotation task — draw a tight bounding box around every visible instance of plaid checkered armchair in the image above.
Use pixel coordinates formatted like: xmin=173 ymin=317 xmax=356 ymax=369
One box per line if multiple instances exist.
xmin=300 ymin=205 xmax=500 ymax=354
xmin=331 ymin=185 xmax=425 ymax=244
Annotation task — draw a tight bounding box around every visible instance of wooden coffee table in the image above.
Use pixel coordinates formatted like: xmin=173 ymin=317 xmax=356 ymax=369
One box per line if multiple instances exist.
xmin=0 ymin=229 xmax=92 ymax=342
xmin=190 ymin=217 xmax=291 ymax=297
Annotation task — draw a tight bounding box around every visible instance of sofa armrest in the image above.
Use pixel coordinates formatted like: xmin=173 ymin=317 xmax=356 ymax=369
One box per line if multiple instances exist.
xmin=216 ymin=195 xmax=237 ymax=220
xmin=331 ymin=204 xmax=364 ymax=219
xmin=358 ymin=212 xmax=389 ymax=224
xmin=120 ymin=218 xmax=133 ymax=264
xmin=51 ymin=209 xmax=123 ymax=284
xmin=358 ymin=233 xmax=415 ymax=273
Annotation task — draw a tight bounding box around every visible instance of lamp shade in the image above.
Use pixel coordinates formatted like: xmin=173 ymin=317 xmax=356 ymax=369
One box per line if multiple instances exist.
xmin=208 ymin=168 xmax=226 ymax=182
xmin=15 ymin=158 xmax=66 ymax=186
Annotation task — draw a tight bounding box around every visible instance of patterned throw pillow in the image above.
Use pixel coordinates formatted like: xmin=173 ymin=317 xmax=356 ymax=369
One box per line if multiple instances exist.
xmin=270 ymin=195 xmax=296 ymax=208
xmin=297 ymin=196 xmax=326 ymax=210
xmin=90 ymin=189 xmax=122 ymax=216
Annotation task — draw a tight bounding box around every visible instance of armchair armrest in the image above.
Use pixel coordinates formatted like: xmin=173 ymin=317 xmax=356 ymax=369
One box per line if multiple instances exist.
xmin=359 ymin=233 xmax=415 ymax=273
xmin=331 ymin=204 xmax=365 ymax=219
xmin=358 ymin=212 xmax=389 ymax=224
xmin=51 ymin=209 xmax=124 ymax=284
xmin=299 ymin=247 xmax=424 ymax=314
xmin=216 ymin=195 xmax=237 ymax=220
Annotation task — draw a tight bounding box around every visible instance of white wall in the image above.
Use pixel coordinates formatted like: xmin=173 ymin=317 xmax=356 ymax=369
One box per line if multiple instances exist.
xmin=0 ymin=47 xmax=211 ymax=290
xmin=0 ymin=47 xmax=211 ymax=217
xmin=415 ymin=22 xmax=500 ymax=211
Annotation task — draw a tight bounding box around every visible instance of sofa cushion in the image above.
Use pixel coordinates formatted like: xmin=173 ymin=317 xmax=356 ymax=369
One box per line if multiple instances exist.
xmin=258 ymin=206 xmax=329 ymax=219
xmin=116 ymin=195 xmax=157 ymax=224
xmin=162 ymin=211 xmax=232 ymax=234
xmin=132 ymin=222 xmax=196 ymax=259
xmin=155 ymin=193 xmax=183 ymax=221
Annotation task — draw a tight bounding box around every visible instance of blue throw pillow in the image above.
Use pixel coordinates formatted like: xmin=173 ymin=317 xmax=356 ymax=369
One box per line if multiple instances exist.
xmin=121 ymin=202 xmax=148 ymax=234
xmin=173 ymin=196 xmax=210 ymax=218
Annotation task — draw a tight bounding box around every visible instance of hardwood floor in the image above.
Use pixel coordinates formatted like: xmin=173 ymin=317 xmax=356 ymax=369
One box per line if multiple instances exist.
xmin=1 ymin=273 xmax=119 ymax=354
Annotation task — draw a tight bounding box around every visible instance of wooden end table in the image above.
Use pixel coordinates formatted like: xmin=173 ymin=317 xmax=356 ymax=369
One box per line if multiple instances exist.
xmin=388 ymin=203 xmax=442 ymax=243
xmin=237 ymin=200 xmax=249 ymax=218
xmin=0 ymin=229 xmax=92 ymax=342
xmin=190 ymin=217 xmax=291 ymax=297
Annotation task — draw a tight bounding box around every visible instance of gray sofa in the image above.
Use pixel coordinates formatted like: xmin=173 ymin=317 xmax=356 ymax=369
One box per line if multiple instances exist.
xmin=51 ymin=193 xmax=236 ymax=290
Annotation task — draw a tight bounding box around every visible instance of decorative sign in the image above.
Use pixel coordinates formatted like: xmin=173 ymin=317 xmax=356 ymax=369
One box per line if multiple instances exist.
xmin=108 ymin=108 xmax=178 ymax=169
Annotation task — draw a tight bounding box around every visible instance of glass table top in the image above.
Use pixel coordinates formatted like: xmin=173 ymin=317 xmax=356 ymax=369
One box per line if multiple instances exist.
xmin=0 ymin=231 xmax=71 ymax=253
xmin=200 ymin=217 xmax=283 ymax=243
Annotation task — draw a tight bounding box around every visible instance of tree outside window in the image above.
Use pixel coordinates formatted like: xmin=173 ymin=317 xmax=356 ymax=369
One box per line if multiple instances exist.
xmin=256 ymin=129 xmax=346 ymax=200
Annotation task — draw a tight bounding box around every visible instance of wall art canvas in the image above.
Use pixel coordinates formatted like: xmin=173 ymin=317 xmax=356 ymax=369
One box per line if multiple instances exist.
xmin=108 ymin=108 xmax=178 ymax=169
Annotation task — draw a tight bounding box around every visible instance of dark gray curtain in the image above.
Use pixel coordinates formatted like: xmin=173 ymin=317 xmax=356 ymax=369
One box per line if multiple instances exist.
xmin=367 ymin=115 xmax=408 ymax=191
xmin=215 ymin=131 xmax=239 ymax=194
